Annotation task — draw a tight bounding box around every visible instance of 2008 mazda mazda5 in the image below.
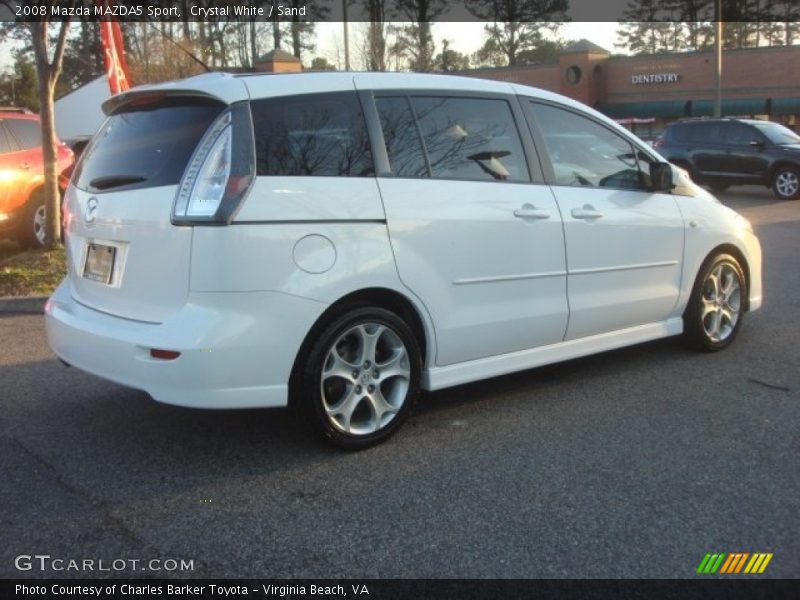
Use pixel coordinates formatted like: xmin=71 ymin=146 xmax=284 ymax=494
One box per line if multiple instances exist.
xmin=46 ymin=72 xmax=762 ymax=449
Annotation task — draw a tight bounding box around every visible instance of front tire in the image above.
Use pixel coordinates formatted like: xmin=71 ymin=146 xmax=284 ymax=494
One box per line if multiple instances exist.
xmin=683 ymin=254 xmax=746 ymax=352
xmin=772 ymin=166 xmax=800 ymax=200
xmin=297 ymin=307 xmax=421 ymax=449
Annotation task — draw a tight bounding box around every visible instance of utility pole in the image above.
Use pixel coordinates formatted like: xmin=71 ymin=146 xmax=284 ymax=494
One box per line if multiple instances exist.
xmin=713 ymin=0 xmax=722 ymax=117
xmin=343 ymin=0 xmax=350 ymax=70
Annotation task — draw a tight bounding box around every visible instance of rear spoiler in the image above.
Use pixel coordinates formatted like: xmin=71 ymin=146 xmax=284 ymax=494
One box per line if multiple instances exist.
xmin=102 ymin=89 xmax=227 ymax=116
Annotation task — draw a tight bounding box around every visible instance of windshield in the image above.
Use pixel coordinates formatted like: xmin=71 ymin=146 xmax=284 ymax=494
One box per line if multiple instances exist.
xmin=752 ymin=121 xmax=800 ymax=145
xmin=74 ymin=98 xmax=224 ymax=193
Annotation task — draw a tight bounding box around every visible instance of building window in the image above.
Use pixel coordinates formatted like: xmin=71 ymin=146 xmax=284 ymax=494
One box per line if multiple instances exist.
xmin=566 ymin=65 xmax=582 ymax=85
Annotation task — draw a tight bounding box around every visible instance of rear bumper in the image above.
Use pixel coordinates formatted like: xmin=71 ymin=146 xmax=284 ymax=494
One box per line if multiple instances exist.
xmin=45 ymin=280 xmax=326 ymax=409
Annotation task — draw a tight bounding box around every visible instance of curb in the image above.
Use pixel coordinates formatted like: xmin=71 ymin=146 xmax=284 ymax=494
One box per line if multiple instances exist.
xmin=0 ymin=295 xmax=48 ymax=315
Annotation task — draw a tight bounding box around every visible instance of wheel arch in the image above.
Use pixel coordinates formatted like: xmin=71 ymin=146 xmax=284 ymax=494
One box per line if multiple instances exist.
xmin=767 ymin=161 xmax=799 ymax=184
xmin=288 ymin=287 xmax=431 ymax=404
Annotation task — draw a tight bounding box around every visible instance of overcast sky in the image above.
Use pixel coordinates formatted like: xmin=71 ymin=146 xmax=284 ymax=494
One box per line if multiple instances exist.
xmin=0 ymin=22 xmax=621 ymax=74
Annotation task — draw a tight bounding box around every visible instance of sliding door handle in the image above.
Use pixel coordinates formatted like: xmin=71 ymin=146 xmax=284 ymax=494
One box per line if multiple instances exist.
xmin=514 ymin=205 xmax=551 ymax=220
xmin=571 ymin=206 xmax=604 ymax=220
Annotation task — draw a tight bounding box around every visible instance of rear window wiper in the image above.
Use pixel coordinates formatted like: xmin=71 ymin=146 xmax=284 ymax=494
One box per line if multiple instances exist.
xmin=89 ymin=175 xmax=148 ymax=190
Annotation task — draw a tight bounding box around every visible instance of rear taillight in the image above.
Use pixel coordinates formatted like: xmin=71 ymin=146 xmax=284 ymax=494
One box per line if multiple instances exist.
xmin=172 ymin=101 xmax=254 ymax=225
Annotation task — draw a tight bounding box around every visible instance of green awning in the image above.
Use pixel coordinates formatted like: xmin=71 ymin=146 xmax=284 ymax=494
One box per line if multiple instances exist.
xmin=599 ymin=101 xmax=688 ymax=119
xmin=690 ymin=98 xmax=767 ymax=117
xmin=690 ymin=100 xmax=714 ymax=117
xmin=722 ymin=98 xmax=767 ymax=115
xmin=772 ymin=97 xmax=800 ymax=115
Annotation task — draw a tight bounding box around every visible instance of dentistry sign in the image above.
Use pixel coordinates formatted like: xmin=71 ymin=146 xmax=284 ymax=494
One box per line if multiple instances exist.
xmin=632 ymin=72 xmax=681 ymax=84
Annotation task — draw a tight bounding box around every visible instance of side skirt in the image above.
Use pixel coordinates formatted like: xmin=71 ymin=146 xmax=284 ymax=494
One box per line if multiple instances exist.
xmin=422 ymin=318 xmax=684 ymax=391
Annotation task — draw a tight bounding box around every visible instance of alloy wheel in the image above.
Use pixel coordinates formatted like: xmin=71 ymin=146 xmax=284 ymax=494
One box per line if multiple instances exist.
xmin=701 ymin=263 xmax=742 ymax=343
xmin=320 ymin=322 xmax=411 ymax=436
xmin=33 ymin=204 xmax=46 ymax=246
xmin=775 ymin=170 xmax=799 ymax=198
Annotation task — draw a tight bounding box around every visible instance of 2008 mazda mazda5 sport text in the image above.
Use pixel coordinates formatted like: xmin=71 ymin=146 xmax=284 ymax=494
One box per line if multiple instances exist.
xmin=45 ymin=72 xmax=762 ymax=449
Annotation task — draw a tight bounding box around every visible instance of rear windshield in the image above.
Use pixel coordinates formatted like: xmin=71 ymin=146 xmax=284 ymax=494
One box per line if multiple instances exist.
xmin=74 ymin=98 xmax=224 ymax=193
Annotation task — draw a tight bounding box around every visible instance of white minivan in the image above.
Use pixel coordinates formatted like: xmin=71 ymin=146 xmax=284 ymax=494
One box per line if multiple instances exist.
xmin=46 ymin=72 xmax=762 ymax=448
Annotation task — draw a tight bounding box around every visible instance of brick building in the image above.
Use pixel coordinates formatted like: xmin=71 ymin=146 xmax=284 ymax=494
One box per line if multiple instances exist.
xmin=460 ymin=40 xmax=800 ymax=138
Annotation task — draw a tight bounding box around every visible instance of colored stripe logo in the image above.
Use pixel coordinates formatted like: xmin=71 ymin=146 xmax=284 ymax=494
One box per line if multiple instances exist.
xmin=697 ymin=552 xmax=773 ymax=574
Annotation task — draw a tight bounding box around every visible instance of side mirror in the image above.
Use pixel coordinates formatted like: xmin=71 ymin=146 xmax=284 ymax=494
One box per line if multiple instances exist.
xmin=650 ymin=162 xmax=673 ymax=192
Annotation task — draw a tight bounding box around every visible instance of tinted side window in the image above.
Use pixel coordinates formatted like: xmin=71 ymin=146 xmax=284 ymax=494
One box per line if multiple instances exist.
xmin=251 ymin=92 xmax=373 ymax=177
xmin=5 ymin=118 xmax=41 ymax=149
xmin=689 ymin=122 xmax=723 ymax=143
xmin=412 ymin=96 xmax=529 ymax=182
xmin=724 ymin=123 xmax=760 ymax=145
xmin=375 ymin=96 xmax=428 ymax=177
xmin=0 ymin=124 xmax=12 ymax=154
xmin=526 ymin=102 xmax=646 ymax=190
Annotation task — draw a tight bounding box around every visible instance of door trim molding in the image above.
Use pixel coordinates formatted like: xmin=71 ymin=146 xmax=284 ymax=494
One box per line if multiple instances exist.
xmin=453 ymin=270 xmax=567 ymax=285
xmin=569 ymin=260 xmax=679 ymax=276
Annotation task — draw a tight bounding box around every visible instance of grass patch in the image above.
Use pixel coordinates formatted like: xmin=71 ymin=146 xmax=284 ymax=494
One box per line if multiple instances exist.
xmin=0 ymin=245 xmax=67 ymax=297
xmin=0 ymin=239 xmax=20 ymax=262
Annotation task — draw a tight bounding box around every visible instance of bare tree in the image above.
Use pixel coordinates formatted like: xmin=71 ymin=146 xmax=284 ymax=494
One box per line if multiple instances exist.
xmin=30 ymin=18 xmax=72 ymax=247
xmin=391 ymin=0 xmax=448 ymax=72
xmin=466 ymin=0 xmax=569 ymax=66
xmin=361 ymin=0 xmax=389 ymax=71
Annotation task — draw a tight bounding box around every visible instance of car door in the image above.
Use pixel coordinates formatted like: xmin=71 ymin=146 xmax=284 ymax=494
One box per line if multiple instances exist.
xmin=687 ymin=121 xmax=727 ymax=178
xmin=719 ymin=122 xmax=770 ymax=183
xmin=0 ymin=123 xmax=14 ymax=208
xmin=523 ymin=100 xmax=685 ymax=341
xmin=365 ymin=91 xmax=569 ymax=367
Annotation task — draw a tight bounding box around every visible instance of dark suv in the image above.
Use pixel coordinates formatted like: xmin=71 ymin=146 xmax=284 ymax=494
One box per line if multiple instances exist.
xmin=657 ymin=118 xmax=800 ymax=200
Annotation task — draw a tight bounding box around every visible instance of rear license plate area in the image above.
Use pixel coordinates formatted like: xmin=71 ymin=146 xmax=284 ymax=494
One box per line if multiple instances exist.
xmin=83 ymin=243 xmax=116 ymax=284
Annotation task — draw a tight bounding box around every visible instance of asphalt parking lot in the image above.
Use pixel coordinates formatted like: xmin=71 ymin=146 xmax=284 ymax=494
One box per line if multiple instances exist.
xmin=1 ymin=186 xmax=798 ymax=579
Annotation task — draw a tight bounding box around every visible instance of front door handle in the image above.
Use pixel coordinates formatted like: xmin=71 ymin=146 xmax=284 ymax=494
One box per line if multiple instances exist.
xmin=571 ymin=205 xmax=604 ymax=220
xmin=514 ymin=204 xmax=551 ymax=220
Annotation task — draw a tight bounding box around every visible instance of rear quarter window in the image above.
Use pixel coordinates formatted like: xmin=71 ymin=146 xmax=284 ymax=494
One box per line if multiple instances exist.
xmin=5 ymin=118 xmax=41 ymax=149
xmin=0 ymin=124 xmax=12 ymax=154
xmin=667 ymin=124 xmax=691 ymax=143
xmin=251 ymin=92 xmax=373 ymax=177
xmin=689 ymin=122 xmax=724 ymax=144
xmin=74 ymin=98 xmax=225 ymax=193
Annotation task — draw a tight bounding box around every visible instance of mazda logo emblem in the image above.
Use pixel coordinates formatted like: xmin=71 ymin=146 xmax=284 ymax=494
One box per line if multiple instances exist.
xmin=85 ymin=197 xmax=98 ymax=224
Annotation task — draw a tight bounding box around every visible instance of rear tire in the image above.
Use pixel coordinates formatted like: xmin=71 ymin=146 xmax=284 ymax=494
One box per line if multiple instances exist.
xmin=772 ymin=166 xmax=800 ymax=200
xmin=683 ymin=253 xmax=746 ymax=352
xmin=15 ymin=189 xmax=47 ymax=249
xmin=295 ymin=306 xmax=421 ymax=450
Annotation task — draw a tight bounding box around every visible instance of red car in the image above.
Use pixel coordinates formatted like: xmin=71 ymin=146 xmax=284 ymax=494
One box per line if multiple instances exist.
xmin=0 ymin=108 xmax=74 ymax=247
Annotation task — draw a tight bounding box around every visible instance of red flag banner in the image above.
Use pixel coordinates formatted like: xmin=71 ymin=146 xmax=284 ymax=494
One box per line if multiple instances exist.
xmin=97 ymin=3 xmax=131 ymax=95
